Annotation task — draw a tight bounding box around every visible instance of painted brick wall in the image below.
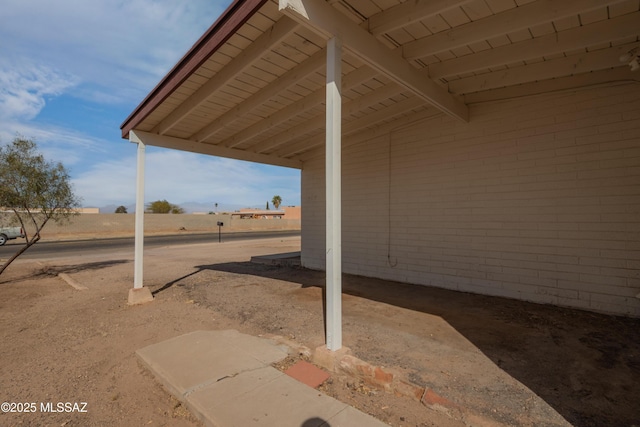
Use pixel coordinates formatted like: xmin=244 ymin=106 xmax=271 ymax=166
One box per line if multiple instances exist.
xmin=302 ymin=83 xmax=640 ymax=317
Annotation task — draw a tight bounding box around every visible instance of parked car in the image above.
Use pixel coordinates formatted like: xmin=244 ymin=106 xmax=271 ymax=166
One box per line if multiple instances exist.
xmin=0 ymin=227 xmax=25 ymax=246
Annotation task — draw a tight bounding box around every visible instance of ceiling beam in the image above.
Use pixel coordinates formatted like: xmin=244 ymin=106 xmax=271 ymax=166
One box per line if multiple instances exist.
xmin=463 ymin=68 xmax=640 ymax=104
xmin=279 ymin=0 xmax=469 ymax=122
xmin=151 ymin=16 xmax=298 ymax=135
xmin=224 ymin=65 xmax=377 ymax=150
xmin=429 ymin=11 xmax=640 ymax=79
xmin=224 ymin=89 xmax=324 ymax=149
xmin=402 ymin=0 xmax=629 ymax=61
xmin=366 ymin=0 xmax=473 ymax=36
xmin=449 ymin=43 xmax=640 ymax=95
xmin=129 ymin=130 xmax=302 ymax=169
xmin=253 ymin=83 xmax=406 ymax=154
xmin=273 ymin=96 xmax=425 ymax=158
xmin=190 ymin=46 xmax=326 ymax=142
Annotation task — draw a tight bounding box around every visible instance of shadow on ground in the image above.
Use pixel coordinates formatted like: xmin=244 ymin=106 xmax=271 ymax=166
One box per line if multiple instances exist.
xmin=0 ymin=260 xmax=131 ymax=284
xmin=47 ymin=260 xmax=132 ymax=275
xmin=154 ymin=261 xmax=640 ymax=427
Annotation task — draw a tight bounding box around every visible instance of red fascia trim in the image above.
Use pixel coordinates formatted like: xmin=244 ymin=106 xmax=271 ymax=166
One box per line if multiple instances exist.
xmin=120 ymin=0 xmax=268 ymax=139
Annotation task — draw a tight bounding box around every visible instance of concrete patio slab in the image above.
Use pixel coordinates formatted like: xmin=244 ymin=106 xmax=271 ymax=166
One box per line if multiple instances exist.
xmin=136 ymin=330 xmax=288 ymax=397
xmin=137 ymin=329 xmax=389 ymax=427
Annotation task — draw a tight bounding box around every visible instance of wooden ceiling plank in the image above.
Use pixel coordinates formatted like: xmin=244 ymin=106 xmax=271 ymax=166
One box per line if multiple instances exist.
xmin=253 ymin=82 xmax=405 ymax=154
xmin=430 ymin=11 xmax=640 ymax=78
xmin=506 ymin=28 xmax=533 ymax=43
xmin=366 ymin=0 xmax=473 ymax=36
xmin=222 ymin=65 xmax=378 ymax=149
xmin=449 ymin=43 xmax=639 ymax=94
xmin=485 ymin=0 xmax=517 ymax=14
xmin=151 ymin=16 xmax=298 ymax=136
xmin=273 ymin=96 xmax=425 ymax=158
xmin=608 ymin=1 xmax=640 ymax=17
xmin=551 ymin=15 xmax=581 ymax=32
xmin=191 ymin=46 xmax=327 ymax=143
xmin=461 ymin=0 xmax=495 ymax=21
xmin=421 ymin=15 xmax=450 ymax=35
xmin=279 ymin=0 xmax=469 ymax=122
xmin=463 ymin=67 xmax=640 ymax=103
xmin=439 ymin=6 xmax=472 ymax=27
xmin=341 ymin=96 xmax=423 ymax=134
xmin=402 ymin=0 xmax=629 ymax=60
xmin=578 ymin=7 xmax=609 ymax=25
xmin=226 ymin=90 xmax=325 ymax=149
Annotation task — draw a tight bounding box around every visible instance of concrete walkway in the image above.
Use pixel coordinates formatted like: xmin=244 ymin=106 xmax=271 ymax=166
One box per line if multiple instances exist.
xmin=136 ymin=330 xmax=389 ymax=427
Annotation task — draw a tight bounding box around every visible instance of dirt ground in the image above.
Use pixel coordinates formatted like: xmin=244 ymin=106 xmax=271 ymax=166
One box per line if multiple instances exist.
xmin=0 ymin=236 xmax=639 ymax=427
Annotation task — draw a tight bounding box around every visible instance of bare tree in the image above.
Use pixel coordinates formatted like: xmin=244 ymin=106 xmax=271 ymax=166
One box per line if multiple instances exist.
xmin=0 ymin=137 xmax=81 ymax=275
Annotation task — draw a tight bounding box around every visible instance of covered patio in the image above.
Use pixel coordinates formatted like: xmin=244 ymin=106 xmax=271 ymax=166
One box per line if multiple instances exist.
xmin=121 ymin=0 xmax=640 ymax=349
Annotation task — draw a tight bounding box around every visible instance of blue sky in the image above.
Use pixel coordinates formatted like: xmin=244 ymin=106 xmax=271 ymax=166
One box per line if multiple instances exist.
xmin=0 ymin=0 xmax=301 ymax=212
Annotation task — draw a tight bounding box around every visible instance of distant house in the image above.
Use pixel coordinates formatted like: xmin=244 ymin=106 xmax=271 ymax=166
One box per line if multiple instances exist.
xmin=234 ymin=208 xmax=285 ymax=219
xmin=121 ymin=0 xmax=640 ymax=347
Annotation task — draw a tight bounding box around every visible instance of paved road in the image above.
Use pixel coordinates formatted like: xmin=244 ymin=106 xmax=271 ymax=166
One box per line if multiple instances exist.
xmin=0 ymin=230 xmax=301 ymax=260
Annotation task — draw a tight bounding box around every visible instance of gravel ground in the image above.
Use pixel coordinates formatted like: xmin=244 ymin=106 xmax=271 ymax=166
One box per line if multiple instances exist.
xmin=1 ymin=236 xmax=638 ymax=427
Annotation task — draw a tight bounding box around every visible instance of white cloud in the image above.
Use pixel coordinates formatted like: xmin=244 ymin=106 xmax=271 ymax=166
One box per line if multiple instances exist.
xmin=0 ymin=60 xmax=88 ymax=163
xmin=72 ymin=148 xmax=301 ymax=209
xmin=0 ymin=0 xmax=231 ymax=105
xmin=0 ymin=62 xmax=78 ymax=121
xmin=0 ymin=0 xmax=301 ymax=210
xmin=0 ymin=118 xmax=112 ymax=169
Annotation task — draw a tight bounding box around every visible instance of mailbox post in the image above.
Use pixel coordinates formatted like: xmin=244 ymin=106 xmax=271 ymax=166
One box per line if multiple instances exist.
xmin=217 ymin=221 xmax=223 ymax=243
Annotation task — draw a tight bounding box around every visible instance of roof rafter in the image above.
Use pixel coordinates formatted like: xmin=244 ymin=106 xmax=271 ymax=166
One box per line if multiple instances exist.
xmin=224 ymin=65 xmax=378 ymax=150
xmin=274 ymin=96 xmax=425 ymax=158
xmin=449 ymin=43 xmax=639 ymax=95
xmin=190 ymin=46 xmax=327 ymax=142
xmin=254 ymin=83 xmax=406 ymax=154
xmin=152 ymin=16 xmax=298 ymax=135
xmin=279 ymin=0 xmax=469 ymax=122
xmin=366 ymin=0 xmax=473 ymax=36
xmin=429 ymin=11 xmax=640 ymax=79
xmin=463 ymin=67 xmax=640 ymax=104
xmin=402 ymin=0 xmax=629 ymax=61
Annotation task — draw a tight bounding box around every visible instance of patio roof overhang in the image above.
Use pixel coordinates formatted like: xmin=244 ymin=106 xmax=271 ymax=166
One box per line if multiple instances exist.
xmin=120 ymin=0 xmax=640 ymax=169
xmin=121 ymin=0 xmax=640 ymax=348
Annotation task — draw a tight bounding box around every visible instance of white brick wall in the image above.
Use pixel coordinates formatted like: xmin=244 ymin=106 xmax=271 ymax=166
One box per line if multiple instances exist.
xmin=302 ymin=83 xmax=640 ymax=317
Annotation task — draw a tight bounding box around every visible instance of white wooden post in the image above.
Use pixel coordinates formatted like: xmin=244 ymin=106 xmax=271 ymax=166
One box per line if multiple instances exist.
xmin=134 ymin=137 xmax=145 ymax=289
xmin=127 ymin=131 xmax=153 ymax=305
xmin=326 ymin=37 xmax=342 ymax=351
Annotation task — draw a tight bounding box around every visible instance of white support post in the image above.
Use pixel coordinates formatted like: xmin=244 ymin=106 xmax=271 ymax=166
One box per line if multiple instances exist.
xmin=326 ymin=37 xmax=342 ymax=351
xmin=127 ymin=132 xmax=153 ymax=305
xmin=134 ymin=138 xmax=145 ymax=289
